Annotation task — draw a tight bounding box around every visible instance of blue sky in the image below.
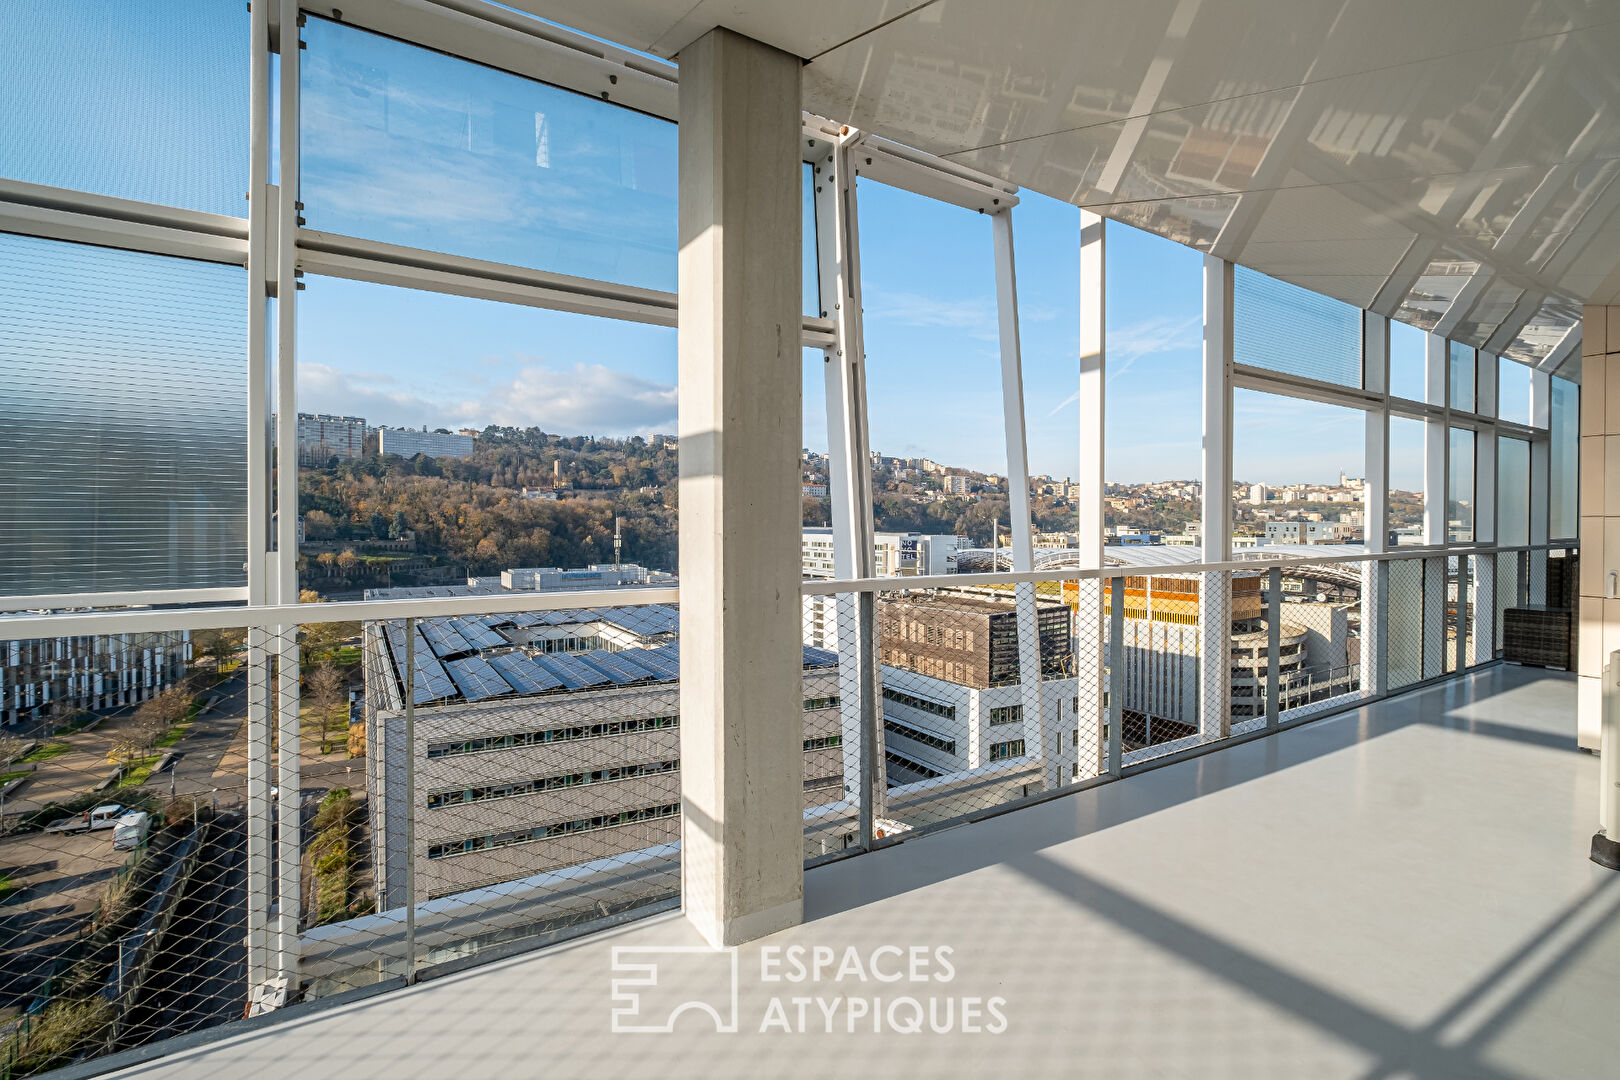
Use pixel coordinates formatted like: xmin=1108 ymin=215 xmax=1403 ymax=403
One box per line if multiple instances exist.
xmin=6 ymin=0 xmax=1402 ymax=490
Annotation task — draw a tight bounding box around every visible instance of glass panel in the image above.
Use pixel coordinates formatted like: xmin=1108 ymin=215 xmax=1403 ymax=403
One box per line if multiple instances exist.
xmin=1388 ymin=320 xmax=1428 ymax=402
xmin=1449 ymin=341 xmax=1476 ymax=412
xmin=1498 ymin=437 xmax=1530 ymax=548
xmin=1448 ymin=427 xmax=1474 ymax=543
xmin=857 ymin=179 xmax=1003 ymax=568
xmin=0 ymin=234 xmax=247 ymax=596
xmin=1232 ymin=391 xmax=1365 ymax=551
xmin=1233 ymin=265 xmax=1361 ymax=387
xmin=802 ymin=347 xmax=832 ymax=544
xmin=803 ymin=163 xmax=820 ymax=317
xmin=1388 ymin=416 xmax=1427 ymax=547
xmin=1549 ymin=376 xmax=1578 ymax=539
xmin=1104 ymin=222 xmax=1203 ymax=544
xmin=0 ymin=0 xmax=249 ymax=215
xmin=302 ymin=17 xmax=677 ymax=290
xmin=1497 ymin=356 xmax=1532 ymax=425
xmin=295 ymin=275 xmax=677 ymax=596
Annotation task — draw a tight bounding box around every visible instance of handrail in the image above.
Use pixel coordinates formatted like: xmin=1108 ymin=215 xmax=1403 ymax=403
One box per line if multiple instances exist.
xmin=0 ymin=586 xmax=680 ymax=641
xmin=800 ymin=542 xmax=1572 ymax=595
xmin=0 ymin=541 xmax=1573 ymax=639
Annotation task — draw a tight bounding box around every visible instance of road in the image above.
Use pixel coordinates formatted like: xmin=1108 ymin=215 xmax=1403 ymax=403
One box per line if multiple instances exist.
xmin=115 ymin=816 xmax=248 ymax=1049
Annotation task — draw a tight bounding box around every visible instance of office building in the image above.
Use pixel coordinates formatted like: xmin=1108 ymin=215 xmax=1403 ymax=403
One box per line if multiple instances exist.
xmin=2 ymin=631 xmax=190 ymax=727
xmin=378 ymin=427 xmax=475 ymax=460
xmin=500 ymin=565 xmax=674 ymax=592
xmin=363 ymin=604 xmax=849 ymax=904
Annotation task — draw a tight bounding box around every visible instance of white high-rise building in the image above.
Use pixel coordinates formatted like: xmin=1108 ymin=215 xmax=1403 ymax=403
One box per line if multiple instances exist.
xmin=378 ymin=427 xmax=475 ymax=460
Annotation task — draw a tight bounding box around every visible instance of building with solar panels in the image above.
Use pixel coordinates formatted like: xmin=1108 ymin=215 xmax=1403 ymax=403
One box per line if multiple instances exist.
xmin=362 ymin=603 xmax=848 ymax=905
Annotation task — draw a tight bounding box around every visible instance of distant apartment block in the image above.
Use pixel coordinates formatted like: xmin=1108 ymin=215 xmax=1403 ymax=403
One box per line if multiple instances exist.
xmin=378 ymin=427 xmax=474 ymax=460
xmin=3 ymin=632 xmax=189 ymax=727
xmin=944 ymin=475 xmax=970 ymax=495
xmin=296 ymin=412 xmax=367 ymax=467
xmin=802 ymin=483 xmax=828 ymax=498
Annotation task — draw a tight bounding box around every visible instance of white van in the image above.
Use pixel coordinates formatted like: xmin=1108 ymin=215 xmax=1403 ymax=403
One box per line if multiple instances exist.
xmin=112 ymin=811 xmax=151 ymax=851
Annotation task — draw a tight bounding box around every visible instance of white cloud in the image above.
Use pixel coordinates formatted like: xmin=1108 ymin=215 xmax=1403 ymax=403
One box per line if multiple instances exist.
xmin=1106 ymin=315 xmax=1202 ymax=380
xmin=297 ymin=361 xmax=677 ymax=437
xmin=483 ymin=362 xmax=676 ymax=435
xmin=863 ymin=290 xmax=998 ymax=339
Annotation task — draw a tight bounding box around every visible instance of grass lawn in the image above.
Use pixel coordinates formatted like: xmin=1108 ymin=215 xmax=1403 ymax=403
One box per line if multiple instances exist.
xmin=20 ymin=741 xmax=73 ymax=764
xmin=0 ymin=873 xmax=15 ymax=903
xmin=0 ymin=770 xmax=30 ymax=785
xmin=300 ymin=708 xmax=347 ymax=755
xmin=116 ymin=755 xmax=162 ymax=789
xmin=154 ymin=722 xmax=193 ymax=749
xmin=335 ymin=644 xmax=361 ymax=666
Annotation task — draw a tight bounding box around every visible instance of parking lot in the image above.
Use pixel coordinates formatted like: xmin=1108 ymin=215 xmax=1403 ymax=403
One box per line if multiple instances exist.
xmin=0 ymin=828 xmax=130 ymax=1015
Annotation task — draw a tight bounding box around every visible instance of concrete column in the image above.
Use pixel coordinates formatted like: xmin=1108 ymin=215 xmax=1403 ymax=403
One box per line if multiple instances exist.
xmin=1579 ymin=307 xmax=1620 ymax=869
xmin=1200 ymin=255 xmax=1233 ymax=740
xmin=676 ymin=27 xmax=804 ymax=947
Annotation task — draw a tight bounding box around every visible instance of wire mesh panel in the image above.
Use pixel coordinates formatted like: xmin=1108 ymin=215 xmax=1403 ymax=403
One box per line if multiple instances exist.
xmin=344 ymin=606 xmax=686 ymax=993
xmin=1387 ymin=558 xmax=1426 ymax=691
xmin=1272 ymin=561 xmax=1364 ymax=722
xmin=0 ymin=624 xmax=253 ymax=1076
xmin=801 ymin=593 xmax=862 ymax=862
xmin=805 ymin=578 xmax=1097 ymax=840
xmin=1116 ymin=571 xmax=1205 ymax=766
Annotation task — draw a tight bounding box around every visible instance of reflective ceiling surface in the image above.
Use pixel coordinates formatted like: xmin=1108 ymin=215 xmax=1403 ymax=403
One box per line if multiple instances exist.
xmin=523 ymin=0 xmax=1620 ymax=374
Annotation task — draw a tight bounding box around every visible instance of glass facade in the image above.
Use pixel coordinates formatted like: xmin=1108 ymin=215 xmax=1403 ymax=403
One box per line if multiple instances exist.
xmin=0 ymin=2 xmax=1589 ymax=1068
xmin=301 ymin=17 xmax=677 ymax=289
xmin=1498 ymin=356 xmax=1532 ymax=425
xmin=1449 ymin=341 xmax=1476 ymax=412
xmin=1498 ymin=437 xmax=1530 ymax=548
xmin=0 ymin=234 xmax=247 ymax=596
xmin=0 ymin=0 xmax=248 ymax=214
xmin=1448 ymin=427 xmax=1475 ymax=543
xmin=1550 ymin=376 xmax=1578 ymax=539
xmin=1388 ymin=319 xmax=1427 ymax=401
xmin=1234 ymin=265 xmax=1361 ymax=387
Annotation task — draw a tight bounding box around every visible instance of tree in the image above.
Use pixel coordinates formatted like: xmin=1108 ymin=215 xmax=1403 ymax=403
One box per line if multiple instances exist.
xmin=388 ymin=511 xmax=409 ymax=540
xmin=135 ymin=686 xmax=191 ymax=733
xmin=368 ymin=510 xmax=389 ymax=538
xmin=193 ymin=627 xmax=246 ymax=676
xmin=303 ymin=509 xmax=336 ymax=540
xmin=306 ymin=661 xmax=347 ymax=755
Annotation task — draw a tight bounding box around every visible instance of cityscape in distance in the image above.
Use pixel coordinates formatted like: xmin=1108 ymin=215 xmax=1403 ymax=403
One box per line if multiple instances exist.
xmin=293 ymin=409 xmax=1428 ymax=597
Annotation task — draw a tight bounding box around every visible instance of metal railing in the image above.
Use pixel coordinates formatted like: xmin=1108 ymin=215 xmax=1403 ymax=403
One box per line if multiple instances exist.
xmin=0 ymin=543 xmax=1568 ymax=1076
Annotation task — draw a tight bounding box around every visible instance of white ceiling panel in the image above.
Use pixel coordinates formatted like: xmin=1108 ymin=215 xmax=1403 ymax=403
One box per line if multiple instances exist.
xmin=520 ymin=0 xmax=1620 ymax=360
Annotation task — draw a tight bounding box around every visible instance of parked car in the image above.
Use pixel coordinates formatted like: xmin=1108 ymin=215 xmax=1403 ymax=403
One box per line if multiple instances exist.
xmin=44 ymin=803 xmax=126 ymax=835
xmin=112 ymin=811 xmax=151 ymax=851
